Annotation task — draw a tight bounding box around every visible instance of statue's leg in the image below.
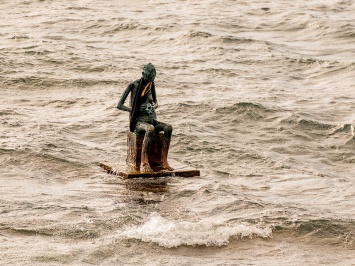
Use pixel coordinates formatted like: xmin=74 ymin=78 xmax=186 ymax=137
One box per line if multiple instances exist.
xmin=135 ymin=121 xmax=155 ymax=172
xmin=154 ymin=121 xmax=173 ymax=171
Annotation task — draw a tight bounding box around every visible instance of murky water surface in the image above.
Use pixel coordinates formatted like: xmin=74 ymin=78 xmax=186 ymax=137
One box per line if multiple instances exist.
xmin=1 ymin=0 xmax=355 ymax=265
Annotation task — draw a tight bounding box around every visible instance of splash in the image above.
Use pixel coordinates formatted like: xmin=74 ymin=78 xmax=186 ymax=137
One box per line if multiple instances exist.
xmin=118 ymin=213 xmax=272 ymax=248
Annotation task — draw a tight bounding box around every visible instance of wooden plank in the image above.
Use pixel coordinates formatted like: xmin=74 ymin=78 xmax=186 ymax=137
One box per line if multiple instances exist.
xmin=99 ymin=161 xmax=200 ymax=179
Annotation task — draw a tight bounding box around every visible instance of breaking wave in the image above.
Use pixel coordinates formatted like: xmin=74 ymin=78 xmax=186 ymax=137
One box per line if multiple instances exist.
xmin=118 ymin=213 xmax=272 ymax=248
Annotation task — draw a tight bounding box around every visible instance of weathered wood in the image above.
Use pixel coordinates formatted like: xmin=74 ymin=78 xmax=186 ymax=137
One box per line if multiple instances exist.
xmin=99 ymin=161 xmax=200 ymax=179
xmin=99 ymin=131 xmax=200 ymax=179
xmin=126 ymin=131 xmax=165 ymax=172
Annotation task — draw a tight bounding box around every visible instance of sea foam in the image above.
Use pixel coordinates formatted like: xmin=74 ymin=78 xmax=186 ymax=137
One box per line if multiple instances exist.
xmin=118 ymin=213 xmax=272 ymax=248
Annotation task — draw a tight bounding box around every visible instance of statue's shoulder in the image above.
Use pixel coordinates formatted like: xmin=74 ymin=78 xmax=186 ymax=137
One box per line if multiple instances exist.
xmin=128 ymin=79 xmax=140 ymax=90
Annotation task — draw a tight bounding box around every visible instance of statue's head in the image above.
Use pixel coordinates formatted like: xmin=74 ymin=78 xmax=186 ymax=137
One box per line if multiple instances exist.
xmin=142 ymin=63 xmax=156 ymax=82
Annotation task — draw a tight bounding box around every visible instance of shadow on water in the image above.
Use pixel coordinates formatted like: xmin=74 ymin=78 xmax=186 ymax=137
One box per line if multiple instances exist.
xmin=124 ymin=177 xmax=170 ymax=193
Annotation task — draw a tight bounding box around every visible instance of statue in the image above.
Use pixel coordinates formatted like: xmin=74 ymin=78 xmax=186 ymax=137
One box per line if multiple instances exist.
xmin=99 ymin=64 xmax=199 ymax=178
xmin=117 ymin=63 xmax=173 ymax=173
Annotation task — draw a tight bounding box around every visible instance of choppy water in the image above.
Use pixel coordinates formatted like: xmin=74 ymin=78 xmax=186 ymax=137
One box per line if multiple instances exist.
xmin=1 ymin=0 xmax=355 ymax=265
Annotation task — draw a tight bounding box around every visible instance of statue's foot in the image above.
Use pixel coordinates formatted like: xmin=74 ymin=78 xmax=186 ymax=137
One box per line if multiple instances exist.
xmin=162 ymin=163 xmax=174 ymax=171
xmin=141 ymin=163 xmax=153 ymax=173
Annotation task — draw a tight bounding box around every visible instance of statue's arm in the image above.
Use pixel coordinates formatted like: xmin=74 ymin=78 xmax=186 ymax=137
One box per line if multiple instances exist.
xmin=117 ymin=84 xmax=132 ymax=112
xmin=152 ymin=83 xmax=158 ymax=109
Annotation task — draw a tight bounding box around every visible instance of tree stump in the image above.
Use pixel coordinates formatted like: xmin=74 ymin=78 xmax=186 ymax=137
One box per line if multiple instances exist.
xmin=100 ymin=131 xmax=200 ymax=178
xmin=126 ymin=131 xmax=165 ymax=172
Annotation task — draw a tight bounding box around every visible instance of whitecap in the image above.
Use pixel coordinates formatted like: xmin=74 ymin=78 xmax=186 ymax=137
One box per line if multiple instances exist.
xmin=118 ymin=213 xmax=272 ymax=248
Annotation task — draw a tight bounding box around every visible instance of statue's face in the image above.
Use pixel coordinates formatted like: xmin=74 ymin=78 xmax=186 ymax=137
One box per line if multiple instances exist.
xmin=142 ymin=64 xmax=156 ymax=82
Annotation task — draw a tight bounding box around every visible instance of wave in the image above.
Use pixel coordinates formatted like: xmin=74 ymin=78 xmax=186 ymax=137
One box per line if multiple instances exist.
xmin=220 ymin=36 xmax=268 ymax=45
xmin=215 ymin=102 xmax=278 ymax=120
xmin=177 ymin=102 xmax=211 ymax=109
xmin=186 ymin=30 xmax=213 ymax=38
xmin=329 ymin=123 xmax=354 ymax=135
xmin=288 ymin=218 xmax=355 ymax=248
xmin=3 ymin=224 xmax=99 ymax=239
xmin=10 ymin=35 xmax=30 ymax=40
xmin=298 ymin=118 xmax=334 ymax=130
xmin=2 ymin=227 xmax=52 ymax=237
xmin=280 ymin=113 xmax=334 ymax=130
xmin=1 ymin=147 xmax=88 ymax=170
xmin=295 ymin=219 xmax=355 ymax=236
xmin=105 ymin=21 xmax=147 ymax=33
xmin=3 ymin=76 xmax=118 ymax=89
xmin=216 ymin=102 xmax=277 ymax=113
xmin=0 ymin=109 xmax=22 ymax=117
xmin=118 ymin=213 xmax=272 ymax=248
xmin=284 ymin=56 xmax=340 ymax=67
xmin=66 ymin=6 xmax=91 ymax=11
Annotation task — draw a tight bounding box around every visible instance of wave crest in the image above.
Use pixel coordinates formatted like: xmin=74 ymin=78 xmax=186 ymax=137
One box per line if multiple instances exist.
xmin=118 ymin=213 xmax=272 ymax=248
xmin=215 ymin=102 xmax=277 ymax=120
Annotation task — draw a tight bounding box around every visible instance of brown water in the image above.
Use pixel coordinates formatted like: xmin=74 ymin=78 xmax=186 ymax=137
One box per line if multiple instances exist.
xmin=1 ymin=0 xmax=355 ymax=265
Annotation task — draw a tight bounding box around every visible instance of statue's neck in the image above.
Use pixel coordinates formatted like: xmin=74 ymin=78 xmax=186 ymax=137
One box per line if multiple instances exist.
xmin=141 ymin=78 xmax=149 ymax=86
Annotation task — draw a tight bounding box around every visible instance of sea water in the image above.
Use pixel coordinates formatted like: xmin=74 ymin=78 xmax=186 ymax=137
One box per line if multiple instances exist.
xmin=0 ymin=0 xmax=354 ymax=265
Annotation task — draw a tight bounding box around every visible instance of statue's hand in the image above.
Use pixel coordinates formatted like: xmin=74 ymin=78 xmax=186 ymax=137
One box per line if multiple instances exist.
xmin=153 ymin=102 xmax=158 ymax=109
xmin=140 ymin=103 xmax=154 ymax=114
xmin=140 ymin=103 xmax=147 ymax=111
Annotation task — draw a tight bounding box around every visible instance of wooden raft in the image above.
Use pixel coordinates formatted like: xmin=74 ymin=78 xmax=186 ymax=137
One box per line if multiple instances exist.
xmin=99 ymin=132 xmax=200 ymax=179
xmin=99 ymin=160 xmax=200 ymax=179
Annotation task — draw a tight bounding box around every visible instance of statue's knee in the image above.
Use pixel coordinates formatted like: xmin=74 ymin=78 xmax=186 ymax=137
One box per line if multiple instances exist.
xmin=145 ymin=124 xmax=155 ymax=137
xmin=166 ymin=124 xmax=173 ymax=134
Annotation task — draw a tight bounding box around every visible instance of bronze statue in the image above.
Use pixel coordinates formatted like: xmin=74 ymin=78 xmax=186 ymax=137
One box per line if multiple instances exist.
xmin=117 ymin=63 xmax=173 ymax=173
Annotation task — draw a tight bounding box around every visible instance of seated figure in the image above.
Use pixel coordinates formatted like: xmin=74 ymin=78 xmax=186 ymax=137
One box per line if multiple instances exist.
xmin=117 ymin=63 xmax=173 ymax=173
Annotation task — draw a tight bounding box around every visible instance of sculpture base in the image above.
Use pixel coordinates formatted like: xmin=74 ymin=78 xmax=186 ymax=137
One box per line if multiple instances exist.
xmin=126 ymin=131 xmax=165 ymax=173
xmin=99 ymin=160 xmax=200 ymax=179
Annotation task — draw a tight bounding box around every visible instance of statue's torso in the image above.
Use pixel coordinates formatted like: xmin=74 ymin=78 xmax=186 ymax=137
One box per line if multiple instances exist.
xmin=130 ymin=79 xmax=157 ymax=124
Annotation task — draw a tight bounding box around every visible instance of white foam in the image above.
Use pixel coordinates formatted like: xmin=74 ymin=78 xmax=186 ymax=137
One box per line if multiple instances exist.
xmin=118 ymin=213 xmax=272 ymax=248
